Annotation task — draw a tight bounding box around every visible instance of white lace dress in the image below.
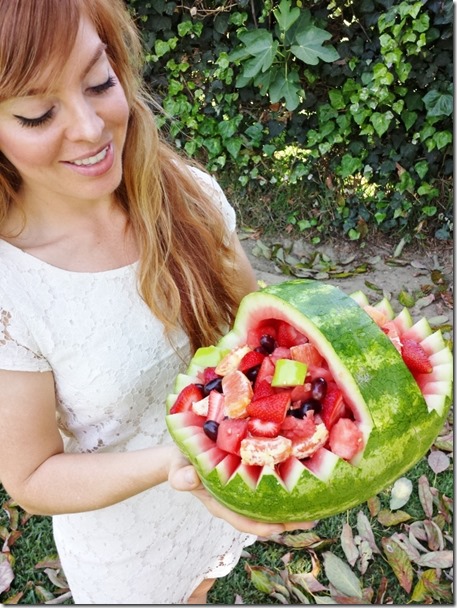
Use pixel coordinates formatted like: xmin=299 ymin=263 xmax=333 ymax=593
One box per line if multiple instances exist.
xmin=0 ymin=175 xmax=256 ymax=604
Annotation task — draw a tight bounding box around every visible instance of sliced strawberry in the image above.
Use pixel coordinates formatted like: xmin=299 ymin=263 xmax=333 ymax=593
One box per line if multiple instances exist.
xmin=246 ymin=392 xmax=291 ymax=423
xmin=320 ymin=383 xmax=345 ymax=429
xmin=238 ymin=349 xmax=266 ymax=372
xmin=401 ymin=339 xmax=432 ymax=374
xmin=170 ymin=383 xmax=204 ymax=414
xmin=252 ymin=378 xmax=275 ymax=401
xmin=247 ymin=417 xmax=282 ymax=438
xmin=206 ymin=390 xmax=225 ymax=423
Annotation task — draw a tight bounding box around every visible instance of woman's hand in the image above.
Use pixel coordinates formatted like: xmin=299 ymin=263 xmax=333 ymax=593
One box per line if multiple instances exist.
xmin=168 ymin=455 xmax=317 ymax=537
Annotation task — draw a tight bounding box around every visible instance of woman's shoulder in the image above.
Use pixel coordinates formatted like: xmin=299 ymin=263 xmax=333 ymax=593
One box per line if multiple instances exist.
xmin=187 ymin=166 xmax=236 ymax=234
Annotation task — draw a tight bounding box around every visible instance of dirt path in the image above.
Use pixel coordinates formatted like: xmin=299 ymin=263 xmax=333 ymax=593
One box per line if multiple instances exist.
xmin=240 ymin=234 xmax=453 ymax=332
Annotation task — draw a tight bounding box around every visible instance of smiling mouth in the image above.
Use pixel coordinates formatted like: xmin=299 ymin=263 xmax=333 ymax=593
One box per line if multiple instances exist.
xmin=70 ymin=145 xmax=109 ymax=166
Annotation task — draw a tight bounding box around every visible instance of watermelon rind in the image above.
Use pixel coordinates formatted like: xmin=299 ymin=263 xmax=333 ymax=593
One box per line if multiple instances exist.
xmin=166 ymin=279 xmax=453 ymax=522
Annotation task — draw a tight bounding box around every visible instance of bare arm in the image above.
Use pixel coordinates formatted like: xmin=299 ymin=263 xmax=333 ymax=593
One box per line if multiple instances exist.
xmin=0 ymin=369 xmax=180 ymax=516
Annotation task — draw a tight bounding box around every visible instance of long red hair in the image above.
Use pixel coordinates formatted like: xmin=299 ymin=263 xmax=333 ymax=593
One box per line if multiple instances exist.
xmin=0 ymin=0 xmax=247 ymax=352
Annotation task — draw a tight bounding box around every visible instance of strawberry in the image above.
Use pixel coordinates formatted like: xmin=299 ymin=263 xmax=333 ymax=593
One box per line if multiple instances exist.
xmin=252 ymin=378 xmax=276 ymax=401
xmin=206 ymin=390 xmax=225 ymax=423
xmin=401 ymin=339 xmax=432 ymax=374
xmin=246 ymin=392 xmax=291 ymax=423
xmin=238 ymin=350 xmax=266 ymax=372
xmin=170 ymin=383 xmax=204 ymax=414
xmin=247 ymin=417 xmax=282 ymax=438
xmin=320 ymin=383 xmax=345 ymax=429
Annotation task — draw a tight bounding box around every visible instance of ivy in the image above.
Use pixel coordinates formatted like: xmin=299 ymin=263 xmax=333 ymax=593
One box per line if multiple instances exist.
xmin=127 ymin=0 xmax=453 ymax=242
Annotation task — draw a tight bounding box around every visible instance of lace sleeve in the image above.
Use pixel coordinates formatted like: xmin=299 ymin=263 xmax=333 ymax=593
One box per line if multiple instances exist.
xmin=189 ymin=166 xmax=237 ymax=235
xmin=0 ymin=292 xmax=51 ymax=372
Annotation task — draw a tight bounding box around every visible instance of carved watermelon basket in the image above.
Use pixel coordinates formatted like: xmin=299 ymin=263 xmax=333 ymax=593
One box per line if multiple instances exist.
xmin=166 ymin=280 xmax=453 ymax=522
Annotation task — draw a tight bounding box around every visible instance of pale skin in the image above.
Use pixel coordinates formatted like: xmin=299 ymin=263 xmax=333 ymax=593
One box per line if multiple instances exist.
xmin=0 ymin=16 xmax=314 ymax=605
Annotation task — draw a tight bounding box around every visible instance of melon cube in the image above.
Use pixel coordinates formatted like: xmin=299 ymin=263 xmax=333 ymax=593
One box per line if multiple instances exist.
xmin=271 ymin=359 xmax=307 ymax=387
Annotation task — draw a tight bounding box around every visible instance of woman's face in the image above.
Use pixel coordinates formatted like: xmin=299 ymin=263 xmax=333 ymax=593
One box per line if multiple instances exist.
xmin=0 ymin=16 xmax=130 ymax=207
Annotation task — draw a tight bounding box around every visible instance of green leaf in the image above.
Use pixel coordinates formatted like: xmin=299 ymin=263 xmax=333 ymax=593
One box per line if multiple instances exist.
xmin=370 ymin=111 xmax=393 ymax=137
xmin=322 ymin=552 xmax=363 ymax=598
xmin=274 ymin=0 xmax=300 ymax=32
xmin=291 ymin=27 xmax=339 ymax=65
xmin=422 ymin=90 xmax=453 ymax=117
xmin=269 ymin=70 xmax=302 ymax=111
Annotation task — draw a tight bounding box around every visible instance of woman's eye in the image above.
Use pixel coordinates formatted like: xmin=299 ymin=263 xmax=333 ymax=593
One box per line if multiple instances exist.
xmin=90 ymin=75 xmax=117 ymax=95
xmin=14 ymin=108 xmax=54 ymax=129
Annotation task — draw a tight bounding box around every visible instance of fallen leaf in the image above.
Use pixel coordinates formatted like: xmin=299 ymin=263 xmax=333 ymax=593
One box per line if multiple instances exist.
xmin=381 ymin=537 xmax=414 ymax=594
xmin=0 ymin=555 xmax=14 ymax=595
xmin=366 ymin=496 xmax=381 ymax=517
xmin=356 ymin=511 xmax=380 ymax=554
xmin=389 ymin=477 xmax=413 ymax=510
xmin=413 ymin=550 xmax=453 ymax=569
xmin=355 ymin=538 xmax=372 ymax=575
xmin=374 ymin=576 xmax=389 ymax=604
xmin=289 ymin=571 xmax=328 ymax=594
xmin=377 ymin=509 xmax=412 ymax=526
xmin=418 ymin=475 xmax=434 ymax=518
xmin=340 ymin=523 xmax=359 ymax=567
xmin=423 ymin=519 xmax=445 ymax=551
xmin=428 ymin=450 xmax=450 ymax=474
xmin=389 ymin=532 xmax=422 ymax=561
xmin=322 ymin=552 xmax=363 ymax=599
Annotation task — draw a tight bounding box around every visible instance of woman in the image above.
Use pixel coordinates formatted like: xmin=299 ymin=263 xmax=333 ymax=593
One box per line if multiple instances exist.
xmin=0 ymin=0 xmax=312 ymax=604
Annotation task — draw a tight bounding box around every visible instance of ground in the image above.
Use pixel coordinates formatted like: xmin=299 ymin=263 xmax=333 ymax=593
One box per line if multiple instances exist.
xmin=240 ymin=233 xmax=453 ymax=329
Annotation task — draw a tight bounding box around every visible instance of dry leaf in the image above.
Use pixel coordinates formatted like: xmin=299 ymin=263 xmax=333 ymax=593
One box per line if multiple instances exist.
xmin=389 ymin=532 xmax=422 ymax=561
xmin=418 ymin=474 xmax=434 ymax=518
xmin=413 ymin=550 xmax=453 ymax=569
xmin=381 ymin=537 xmax=414 ymax=594
xmin=389 ymin=477 xmax=413 ymax=510
xmin=428 ymin=450 xmax=450 ymax=474
xmin=322 ymin=552 xmax=363 ymax=599
xmin=356 ymin=511 xmax=380 ymax=554
xmin=340 ymin=523 xmax=359 ymax=567
xmin=0 ymin=556 xmax=14 ymax=595
xmin=423 ymin=520 xmax=445 ymax=551
xmin=377 ymin=509 xmax=412 ymax=527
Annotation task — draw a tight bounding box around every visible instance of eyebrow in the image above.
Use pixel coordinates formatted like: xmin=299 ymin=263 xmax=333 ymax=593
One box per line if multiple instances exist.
xmin=24 ymin=43 xmax=108 ymax=97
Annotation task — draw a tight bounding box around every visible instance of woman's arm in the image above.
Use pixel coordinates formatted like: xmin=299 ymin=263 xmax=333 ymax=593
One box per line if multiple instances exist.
xmin=0 ymin=369 xmax=180 ymax=515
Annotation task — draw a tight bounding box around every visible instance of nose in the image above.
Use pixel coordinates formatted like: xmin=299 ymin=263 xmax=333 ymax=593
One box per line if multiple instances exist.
xmin=64 ymin=98 xmax=105 ymax=143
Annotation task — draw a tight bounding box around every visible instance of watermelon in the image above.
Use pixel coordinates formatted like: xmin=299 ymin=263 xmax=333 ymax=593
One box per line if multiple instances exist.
xmin=166 ymin=279 xmax=453 ymax=522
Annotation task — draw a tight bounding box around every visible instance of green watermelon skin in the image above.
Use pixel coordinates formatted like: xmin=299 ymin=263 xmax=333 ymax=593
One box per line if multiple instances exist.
xmin=166 ymin=279 xmax=452 ymax=522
